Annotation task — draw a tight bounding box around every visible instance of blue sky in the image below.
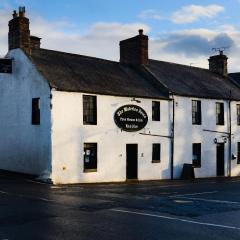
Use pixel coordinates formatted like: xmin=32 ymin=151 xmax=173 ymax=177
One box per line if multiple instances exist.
xmin=1 ymin=0 xmax=240 ymax=71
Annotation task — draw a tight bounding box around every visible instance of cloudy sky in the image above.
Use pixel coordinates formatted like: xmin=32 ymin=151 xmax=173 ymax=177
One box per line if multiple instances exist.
xmin=1 ymin=0 xmax=240 ymax=72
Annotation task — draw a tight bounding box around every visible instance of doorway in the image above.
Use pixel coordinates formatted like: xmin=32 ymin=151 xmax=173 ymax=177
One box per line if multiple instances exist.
xmin=216 ymin=143 xmax=225 ymax=176
xmin=126 ymin=144 xmax=138 ymax=180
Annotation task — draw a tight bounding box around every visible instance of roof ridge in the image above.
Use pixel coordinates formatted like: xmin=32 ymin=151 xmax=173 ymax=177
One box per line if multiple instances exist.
xmin=149 ymin=58 xmax=209 ymax=71
xmin=33 ymin=48 xmax=119 ymax=64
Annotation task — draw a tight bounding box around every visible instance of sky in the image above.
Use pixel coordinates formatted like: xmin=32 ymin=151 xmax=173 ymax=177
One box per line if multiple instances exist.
xmin=1 ymin=0 xmax=240 ymax=72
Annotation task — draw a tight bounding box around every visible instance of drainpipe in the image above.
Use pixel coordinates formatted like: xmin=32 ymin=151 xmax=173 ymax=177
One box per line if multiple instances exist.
xmin=170 ymin=93 xmax=175 ymax=180
xmin=228 ymin=91 xmax=232 ymax=177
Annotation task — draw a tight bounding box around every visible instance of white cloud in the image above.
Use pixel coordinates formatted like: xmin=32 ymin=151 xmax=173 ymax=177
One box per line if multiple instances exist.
xmin=171 ymin=4 xmax=224 ymax=24
xmin=1 ymin=7 xmax=240 ymax=72
xmin=0 ymin=7 xmax=149 ymax=60
xmin=138 ymin=9 xmax=163 ymax=20
xmin=31 ymin=19 xmax=149 ymax=60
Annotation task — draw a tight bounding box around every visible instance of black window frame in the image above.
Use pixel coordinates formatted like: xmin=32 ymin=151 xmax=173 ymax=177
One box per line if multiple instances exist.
xmin=152 ymin=101 xmax=160 ymax=121
xmin=83 ymin=143 xmax=97 ymax=172
xmin=32 ymin=98 xmax=40 ymax=125
xmin=83 ymin=95 xmax=97 ymax=125
xmin=192 ymin=143 xmax=201 ymax=168
xmin=237 ymin=104 xmax=240 ymax=126
xmin=216 ymin=102 xmax=224 ymax=125
xmin=152 ymin=143 xmax=161 ymax=163
xmin=237 ymin=143 xmax=240 ymax=164
xmin=192 ymin=100 xmax=202 ymax=125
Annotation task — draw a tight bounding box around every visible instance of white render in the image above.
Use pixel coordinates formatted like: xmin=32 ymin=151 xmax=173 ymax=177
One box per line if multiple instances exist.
xmin=172 ymin=95 xmax=240 ymax=178
xmin=51 ymin=91 xmax=171 ymax=184
xmin=230 ymin=100 xmax=240 ymax=177
xmin=0 ymin=49 xmax=52 ymax=177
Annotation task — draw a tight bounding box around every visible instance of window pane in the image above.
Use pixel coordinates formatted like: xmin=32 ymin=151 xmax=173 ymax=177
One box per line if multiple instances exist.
xmin=83 ymin=95 xmax=97 ymax=125
xmin=152 ymin=143 xmax=161 ymax=162
xmin=84 ymin=143 xmax=97 ymax=171
xmin=192 ymin=100 xmax=201 ymax=125
xmin=32 ymin=98 xmax=40 ymax=125
xmin=216 ymin=102 xmax=224 ymax=125
xmin=237 ymin=105 xmax=240 ymax=125
xmin=152 ymin=101 xmax=160 ymax=121
xmin=238 ymin=143 xmax=240 ymax=164
xmin=192 ymin=143 xmax=201 ymax=167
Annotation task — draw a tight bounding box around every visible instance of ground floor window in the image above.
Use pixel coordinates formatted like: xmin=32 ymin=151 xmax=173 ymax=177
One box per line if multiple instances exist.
xmin=152 ymin=143 xmax=161 ymax=163
xmin=192 ymin=143 xmax=201 ymax=168
xmin=238 ymin=143 xmax=240 ymax=164
xmin=84 ymin=143 xmax=97 ymax=172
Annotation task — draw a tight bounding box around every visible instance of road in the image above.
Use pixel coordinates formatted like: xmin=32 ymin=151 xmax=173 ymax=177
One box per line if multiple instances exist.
xmin=0 ymin=172 xmax=240 ymax=239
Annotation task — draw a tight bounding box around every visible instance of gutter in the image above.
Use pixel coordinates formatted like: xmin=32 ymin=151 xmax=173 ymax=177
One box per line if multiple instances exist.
xmin=228 ymin=91 xmax=232 ymax=177
xmin=170 ymin=93 xmax=175 ymax=180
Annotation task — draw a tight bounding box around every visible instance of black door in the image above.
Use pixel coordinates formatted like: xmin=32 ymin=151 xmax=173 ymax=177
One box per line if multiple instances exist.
xmin=217 ymin=143 xmax=225 ymax=176
xmin=126 ymin=144 xmax=138 ymax=180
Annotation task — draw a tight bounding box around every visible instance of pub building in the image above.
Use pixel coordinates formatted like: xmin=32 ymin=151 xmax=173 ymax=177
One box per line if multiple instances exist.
xmin=1 ymin=7 xmax=240 ymax=183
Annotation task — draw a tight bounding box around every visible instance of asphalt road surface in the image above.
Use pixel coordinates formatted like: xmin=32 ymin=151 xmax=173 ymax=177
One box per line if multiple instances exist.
xmin=1 ymin=172 xmax=240 ymax=240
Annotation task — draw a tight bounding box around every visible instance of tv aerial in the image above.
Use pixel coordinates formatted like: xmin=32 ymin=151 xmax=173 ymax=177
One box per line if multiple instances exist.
xmin=212 ymin=47 xmax=229 ymax=54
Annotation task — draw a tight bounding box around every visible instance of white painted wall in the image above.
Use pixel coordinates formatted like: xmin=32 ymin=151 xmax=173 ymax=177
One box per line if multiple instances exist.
xmin=230 ymin=101 xmax=240 ymax=177
xmin=0 ymin=49 xmax=52 ymax=176
xmin=51 ymin=91 xmax=171 ymax=184
xmin=173 ymin=95 xmax=240 ymax=179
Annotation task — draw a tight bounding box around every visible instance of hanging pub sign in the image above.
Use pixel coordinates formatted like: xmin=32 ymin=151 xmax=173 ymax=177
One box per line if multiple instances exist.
xmin=114 ymin=105 xmax=148 ymax=132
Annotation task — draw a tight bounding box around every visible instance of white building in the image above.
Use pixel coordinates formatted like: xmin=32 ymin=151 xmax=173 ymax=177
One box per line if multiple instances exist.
xmin=1 ymin=8 xmax=240 ymax=184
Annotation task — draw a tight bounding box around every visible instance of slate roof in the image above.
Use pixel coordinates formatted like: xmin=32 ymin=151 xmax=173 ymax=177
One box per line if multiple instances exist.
xmin=29 ymin=48 xmax=240 ymax=100
xmin=147 ymin=60 xmax=240 ymax=100
xmin=229 ymin=73 xmax=240 ymax=88
xmin=30 ymin=48 xmax=169 ymax=99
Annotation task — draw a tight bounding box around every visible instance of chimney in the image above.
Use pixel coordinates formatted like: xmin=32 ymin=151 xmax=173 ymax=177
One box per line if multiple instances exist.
xmin=30 ymin=36 xmax=41 ymax=50
xmin=208 ymin=51 xmax=228 ymax=77
xmin=8 ymin=6 xmax=31 ymax=54
xmin=120 ymin=29 xmax=149 ymax=65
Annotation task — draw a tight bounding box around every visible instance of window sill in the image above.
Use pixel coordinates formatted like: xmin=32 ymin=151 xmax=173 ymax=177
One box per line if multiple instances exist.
xmin=84 ymin=169 xmax=97 ymax=173
xmin=193 ymin=165 xmax=201 ymax=168
xmin=83 ymin=123 xmax=97 ymax=126
xmin=152 ymin=160 xmax=161 ymax=163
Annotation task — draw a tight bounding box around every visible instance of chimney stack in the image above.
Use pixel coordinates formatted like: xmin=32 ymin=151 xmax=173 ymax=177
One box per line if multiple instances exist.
xmin=8 ymin=7 xmax=41 ymax=54
xmin=30 ymin=36 xmax=41 ymax=50
xmin=120 ymin=29 xmax=149 ymax=66
xmin=208 ymin=51 xmax=228 ymax=77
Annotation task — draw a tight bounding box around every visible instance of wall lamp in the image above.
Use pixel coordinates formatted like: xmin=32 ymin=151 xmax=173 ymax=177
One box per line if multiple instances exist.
xmin=131 ymin=97 xmax=141 ymax=103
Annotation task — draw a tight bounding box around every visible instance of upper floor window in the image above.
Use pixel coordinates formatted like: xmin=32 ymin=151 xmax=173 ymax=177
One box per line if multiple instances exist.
xmin=83 ymin=95 xmax=97 ymax=125
xmin=237 ymin=104 xmax=240 ymax=126
xmin=152 ymin=101 xmax=160 ymax=121
xmin=216 ymin=102 xmax=224 ymax=125
xmin=152 ymin=143 xmax=161 ymax=163
xmin=32 ymin=98 xmax=40 ymax=125
xmin=192 ymin=100 xmax=202 ymax=125
xmin=192 ymin=143 xmax=201 ymax=168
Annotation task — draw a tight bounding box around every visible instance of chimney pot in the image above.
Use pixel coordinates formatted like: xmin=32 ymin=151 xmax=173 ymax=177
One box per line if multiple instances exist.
xmin=18 ymin=6 xmax=25 ymax=17
xmin=12 ymin=10 xmax=17 ymax=18
xmin=139 ymin=29 xmax=143 ymax=35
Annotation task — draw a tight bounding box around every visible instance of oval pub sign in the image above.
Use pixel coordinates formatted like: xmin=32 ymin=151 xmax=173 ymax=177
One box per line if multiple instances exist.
xmin=114 ymin=105 xmax=148 ymax=132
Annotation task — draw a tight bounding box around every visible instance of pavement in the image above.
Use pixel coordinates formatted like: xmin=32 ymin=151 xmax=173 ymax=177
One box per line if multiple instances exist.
xmin=0 ymin=171 xmax=240 ymax=239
